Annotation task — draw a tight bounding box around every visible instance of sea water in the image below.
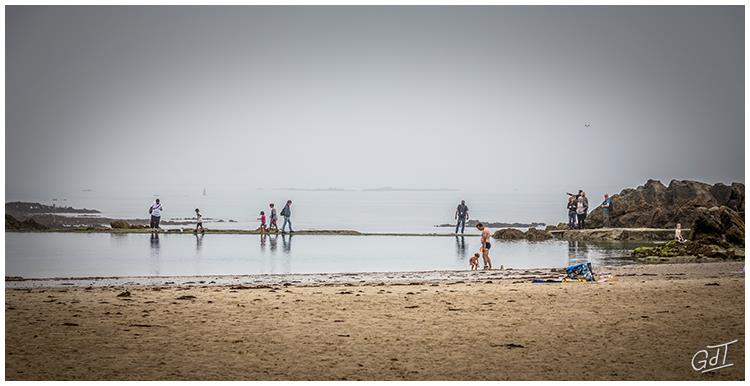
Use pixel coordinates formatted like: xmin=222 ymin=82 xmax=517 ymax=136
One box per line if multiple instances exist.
xmin=5 ymin=232 xmax=642 ymax=278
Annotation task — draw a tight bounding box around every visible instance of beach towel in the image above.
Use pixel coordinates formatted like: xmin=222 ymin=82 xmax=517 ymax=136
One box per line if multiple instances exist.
xmin=531 ymin=277 xmax=595 ymax=284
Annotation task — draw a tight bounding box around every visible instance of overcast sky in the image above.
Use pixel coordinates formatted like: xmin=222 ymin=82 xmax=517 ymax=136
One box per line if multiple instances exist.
xmin=6 ymin=6 xmax=744 ymax=199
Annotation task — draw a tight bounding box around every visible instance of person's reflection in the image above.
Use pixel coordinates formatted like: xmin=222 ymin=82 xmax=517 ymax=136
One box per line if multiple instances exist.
xmin=282 ymin=234 xmax=292 ymax=254
xmin=195 ymin=233 xmax=204 ymax=252
xmin=567 ymin=240 xmax=580 ymax=266
xmin=149 ymin=233 xmax=161 ymax=275
xmin=455 ymin=236 xmax=467 ymax=260
xmin=150 ymin=233 xmax=160 ymax=256
xmin=269 ymin=234 xmax=278 ymax=254
xmin=260 ymin=233 xmax=267 ymax=251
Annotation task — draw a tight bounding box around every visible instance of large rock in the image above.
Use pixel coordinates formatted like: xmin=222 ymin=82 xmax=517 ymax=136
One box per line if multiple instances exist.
xmin=555 ymin=228 xmax=675 ymax=242
xmin=689 ymin=206 xmax=744 ymax=247
xmin=525 ymin=228 xmax=553 ymax=241
xmin=110 ymin=220 xmax=130 ymax=229
xmin=545 ymin=223 xmax=568 ymax=231
xmin=632 ymin=240 xmax=743 ymax=262
xmin=587 ymin=179 xmax=744 ymax=229
xmin=492 ymin=228 xmax=525 ymax=240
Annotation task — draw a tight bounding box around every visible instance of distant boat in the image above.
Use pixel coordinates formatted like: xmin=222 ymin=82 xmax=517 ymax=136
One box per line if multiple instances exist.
xmin=202 ymin=188 xmax=207 ymax=196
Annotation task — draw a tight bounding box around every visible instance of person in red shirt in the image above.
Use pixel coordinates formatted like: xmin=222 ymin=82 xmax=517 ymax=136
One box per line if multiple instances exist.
xmin=257 ymin=211 xmax=267 ymax=233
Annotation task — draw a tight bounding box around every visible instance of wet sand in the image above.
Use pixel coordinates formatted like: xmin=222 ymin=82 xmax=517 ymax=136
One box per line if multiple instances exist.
xmin=5 ymin=262 xmax=744 ymax=380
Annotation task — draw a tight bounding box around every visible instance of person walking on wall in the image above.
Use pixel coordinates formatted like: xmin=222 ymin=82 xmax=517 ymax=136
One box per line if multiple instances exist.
xmin=280 ymin=200 xmax=293 ymax=233
xmin=455 ymin=200 xmax=469 ymax=234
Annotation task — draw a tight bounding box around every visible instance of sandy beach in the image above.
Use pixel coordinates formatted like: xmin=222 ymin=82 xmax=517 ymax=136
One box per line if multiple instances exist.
xmin=5 ymin=262 xmax=744 ymax=381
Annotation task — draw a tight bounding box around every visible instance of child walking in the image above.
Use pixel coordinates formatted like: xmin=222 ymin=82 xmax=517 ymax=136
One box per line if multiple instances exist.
xmin=268 ymin=203 xmax=278 ymax=231
xmin=257 ymin=211 xmax=267 ymax=233
xmin=194 ymin=208 xmax=204 ymax=234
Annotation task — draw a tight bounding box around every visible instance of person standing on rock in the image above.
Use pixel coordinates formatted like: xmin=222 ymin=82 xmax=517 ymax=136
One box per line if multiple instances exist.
xmin=476 ymin=223 xmax=492 ymax=269
xmin=601 ymin=194 xmax=613 ymax=227
xmin=567 ymin=196 xmax=578 ymax=229
xmin=280 ymin=200 xmax=293 ymax=233
xmin=455 ymin=200 xmax=469 ymax=234
xmin=576 ymin=192 xmax=589 ymax=229
xmin=148 ymin=198 xmax=163 ymax=230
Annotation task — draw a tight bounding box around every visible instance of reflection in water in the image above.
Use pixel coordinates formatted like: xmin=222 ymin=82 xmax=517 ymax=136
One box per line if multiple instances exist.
xmin=6 ymin=233 xmax=646 ymax=278
xmin=280 ymin=235 xmax=292 ymax=272
xmin=195 ymin=233 xmax=204 ymax=253
xmin=269 ymin=234 xmax=278 ymax=253
xmin=150 ymin=233 xmax=160 ymax=256
xmin=282 ymin=234 xmax=292 ymax=254
xmin=455 ymin=236 xmax=467 ymax=260
xmin=149 ymin=233 xmax=160 ymax=275
xmin=567 ymin=240 xmax=593 ymax=266
xmin=260 ymin=234 xmax=267 ymax=251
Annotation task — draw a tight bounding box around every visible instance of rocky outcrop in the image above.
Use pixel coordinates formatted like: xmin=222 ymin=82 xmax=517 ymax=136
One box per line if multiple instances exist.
xmin=689 ymin=206 xmax=744 ymax=247
xmin=492 ymin=228 xmax=553 ymax=241
xmin=626 ymin=204 xmax=745 ymax=263
xmin=525 ymin=228 xmax=553 ymax=241
xmin=632 ymin=240 xmax=744 ymax=263
xmin=587 ymin=179 xmax=744 ymax=229
xmin=545 ymin=223 xmax=569 ymax=231
xmin=110 ymin=220 xmax=130 ymax=229
xmin=492 ymin=228 xmax=525 ymax=240
xmin=110 ymin=220 xmax=149 ymax=230
xmin=6 ymin=214 xmax=49 ymax=231
xmin=550 ymin=228 xmax=676 ymax=242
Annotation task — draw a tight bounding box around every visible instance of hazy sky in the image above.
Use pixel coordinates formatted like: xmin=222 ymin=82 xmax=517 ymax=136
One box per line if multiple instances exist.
xmin=6 ymin=6 xmax=744 ymax=199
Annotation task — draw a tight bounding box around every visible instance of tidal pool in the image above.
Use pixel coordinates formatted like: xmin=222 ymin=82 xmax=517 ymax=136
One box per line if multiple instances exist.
xmin=5 ymin=232 xmax=643 ymax=278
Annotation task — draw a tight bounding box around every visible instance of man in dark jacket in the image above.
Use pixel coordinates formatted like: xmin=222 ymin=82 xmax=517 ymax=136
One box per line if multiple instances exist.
xmin=280 ymin=200 xmax=293 ymax=233
xmin=455 ymin=200 xmax=469 ymax=234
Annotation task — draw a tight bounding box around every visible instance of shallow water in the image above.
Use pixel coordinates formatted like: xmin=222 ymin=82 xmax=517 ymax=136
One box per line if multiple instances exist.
xmin=5 ymin=233 xmax=644 ymax=278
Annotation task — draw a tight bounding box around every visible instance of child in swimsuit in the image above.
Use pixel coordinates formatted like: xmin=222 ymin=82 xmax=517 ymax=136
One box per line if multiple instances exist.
xmin=675 ymin=223 xmax=685 ymax=243
xmin=470 ymin=253 xmax=480 ymax=270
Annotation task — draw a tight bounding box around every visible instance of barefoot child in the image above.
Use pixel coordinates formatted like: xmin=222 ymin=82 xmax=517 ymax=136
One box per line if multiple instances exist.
xmin=194 ymin=208 xmax=204 ymax=233
xmin=469 ymin=252 xmax=480 ymax=270
xmin=675 ymin=223 xmax=685 ymax=243
xmin=257 ymin=211 xmax=267 ymax=233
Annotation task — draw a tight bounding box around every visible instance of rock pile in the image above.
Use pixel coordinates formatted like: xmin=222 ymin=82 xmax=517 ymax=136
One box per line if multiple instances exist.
xmin=492 ymin=228 xmax=553 ymax=241
xmin=587 ymin=179 xmax=744 ymax=229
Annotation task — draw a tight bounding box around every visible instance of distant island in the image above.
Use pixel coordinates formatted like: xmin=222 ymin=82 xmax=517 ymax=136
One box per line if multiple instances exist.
xmin=362 ymin=187 xmax=459 ymax=192
xmin=435 ymin=220 xmax=545 ymax=229
xmin=273 ymin=187 xmax=353 ymax=192
xmin=271 ymin=187 xmax=459 ymax=192
xmin=6 ymin=201 xmax=100 ymax=216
